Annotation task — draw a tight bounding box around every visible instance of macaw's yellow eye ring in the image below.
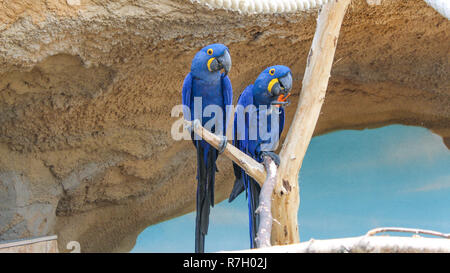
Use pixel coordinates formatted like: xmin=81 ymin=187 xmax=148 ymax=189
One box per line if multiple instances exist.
xmin=269 ymin=68 xmax=275 ymax=75
xmin=207 ymin=49 xmax=213 ymax=55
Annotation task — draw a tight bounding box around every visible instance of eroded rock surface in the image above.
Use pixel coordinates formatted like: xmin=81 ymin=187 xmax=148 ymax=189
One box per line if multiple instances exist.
xmin=0 ymin=0 xmax=448 ymax=252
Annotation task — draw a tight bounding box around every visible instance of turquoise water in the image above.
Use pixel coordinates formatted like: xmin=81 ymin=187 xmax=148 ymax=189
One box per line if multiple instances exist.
xmin=131 ymin=125 xmax=450 ymax=253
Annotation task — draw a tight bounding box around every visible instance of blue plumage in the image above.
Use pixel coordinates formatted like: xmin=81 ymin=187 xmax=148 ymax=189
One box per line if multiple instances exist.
xmin=229 ymin=65 xmax=292 ymax=248
xmin=182 ymin=43 xmax=233 ymax=253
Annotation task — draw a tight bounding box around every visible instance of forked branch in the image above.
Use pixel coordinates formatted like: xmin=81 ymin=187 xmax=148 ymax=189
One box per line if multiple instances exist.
xmin=185 ymin=119 xmax=279 ymax=248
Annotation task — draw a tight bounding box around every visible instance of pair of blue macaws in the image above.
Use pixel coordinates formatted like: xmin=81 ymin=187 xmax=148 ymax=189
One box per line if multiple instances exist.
xmin=182 ymin=43 xmax=292 ymax=253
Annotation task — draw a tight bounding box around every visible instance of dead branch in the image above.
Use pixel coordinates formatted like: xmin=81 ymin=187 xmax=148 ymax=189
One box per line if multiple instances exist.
xmin=184 ymin=119 xmax=267 ymax=186
xmin=271 ymin=0 xmax=351 ymax=245
xmin=185 ymin=120 xmax=282 ymax=248
xmin=255 ymin=156 xmax=278 ymax=248
xmin=366 ymin=227 xmax=450 ymax=239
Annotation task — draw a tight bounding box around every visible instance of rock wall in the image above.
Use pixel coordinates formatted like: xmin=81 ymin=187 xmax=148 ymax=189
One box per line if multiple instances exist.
xmin=0 ymin=0 xmax=448 ymax=252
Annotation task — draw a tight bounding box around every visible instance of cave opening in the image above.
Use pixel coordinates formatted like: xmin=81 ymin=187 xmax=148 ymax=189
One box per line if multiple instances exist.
xmin=131 ymin=124 xmax=450 ymax=253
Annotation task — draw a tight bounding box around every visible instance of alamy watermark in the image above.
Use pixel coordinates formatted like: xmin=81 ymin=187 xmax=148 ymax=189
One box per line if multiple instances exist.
xmin=171 ymin=97 xmax=282 ymax=151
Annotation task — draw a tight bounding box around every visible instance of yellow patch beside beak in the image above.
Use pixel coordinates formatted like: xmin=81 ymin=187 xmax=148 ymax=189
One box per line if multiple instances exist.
xmin=207 ymin=57 xmax=216 ymax=72
xmin=268 ymin=78 xmax=279 ymax=93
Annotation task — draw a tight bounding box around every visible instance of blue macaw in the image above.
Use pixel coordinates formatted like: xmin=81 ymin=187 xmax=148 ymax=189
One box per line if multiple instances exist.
xmin=229 ymin=65 xmax=292 ymax=248
xmin=182 ymin=43 xmax=233 ymax=253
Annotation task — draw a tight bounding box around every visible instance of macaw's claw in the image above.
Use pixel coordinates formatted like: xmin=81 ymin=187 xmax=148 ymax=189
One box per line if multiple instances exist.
xmin=184 ymin=121 xmax=194 ymax=134
xmin=260 ymin=151 xmax=280 ymax=166
xmin=218 ymin=136 xmax=227 ymax=154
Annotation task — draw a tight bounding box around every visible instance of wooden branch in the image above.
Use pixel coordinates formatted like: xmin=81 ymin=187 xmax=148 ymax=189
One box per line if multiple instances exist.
xmin=366 ymin=227 xmax=450 ymax=239
xmin=255 ymin=156 xmax=278 ymax=248
xmin=225 ymin=236 xmax=450 ymax=253
xmin=184 ymin=119 xmax=267 ymax=185
xmin=271 ymin=0 xmax=351 ymax=246
xmin=184 ymin=120 xmax=280 ymax=248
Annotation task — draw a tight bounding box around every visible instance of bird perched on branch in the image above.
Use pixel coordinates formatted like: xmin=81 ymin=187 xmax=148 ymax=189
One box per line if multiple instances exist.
xmin=182 ymin=43 xmax=233 ymax=253
xmin=229 ymin=65 xmax=292 ymax=248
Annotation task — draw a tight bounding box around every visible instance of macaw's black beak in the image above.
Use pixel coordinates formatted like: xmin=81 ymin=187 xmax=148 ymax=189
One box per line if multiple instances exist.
xmin=278 ymin=72 xmax=292 ymax=95
xmin=270 ymin=72 xmax=293 ymax=97
xmin=271 ymin=72 xmax=293 ymax=107
xmin=207 ymin=50 xmax=232 ymax=76
xmin=215 ymin=50 xmax=232 ymax=76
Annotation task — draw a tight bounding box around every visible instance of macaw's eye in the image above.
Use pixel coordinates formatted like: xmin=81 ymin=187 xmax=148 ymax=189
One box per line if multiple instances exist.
xmin=207 ymin=49 xmax=213 ymax=55
xmin=269 ymin=68 xmax=275 ymax=75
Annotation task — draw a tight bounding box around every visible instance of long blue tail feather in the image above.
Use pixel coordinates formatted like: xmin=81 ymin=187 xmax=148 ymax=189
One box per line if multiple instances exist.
xmin=194 ymin=140 xmax=218 ymax=253
xmin=244 ymin=173 xmax=261 ymax=249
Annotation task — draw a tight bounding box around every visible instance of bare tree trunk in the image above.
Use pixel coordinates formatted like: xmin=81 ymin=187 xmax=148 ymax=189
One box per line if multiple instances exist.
xmin=271 ymin=0 xmax=351 ymax=246
xmin=186 ymin=0 xmax=351 ymax=247
xmin=255 ymin=156 xmax=278 ymax=248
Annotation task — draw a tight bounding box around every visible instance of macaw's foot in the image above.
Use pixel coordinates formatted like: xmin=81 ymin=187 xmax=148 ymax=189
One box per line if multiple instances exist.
xmin=260 ymin=151 xmax=280 ymax=166
xmin=184 ymin=120 xmax=195 ymax=134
